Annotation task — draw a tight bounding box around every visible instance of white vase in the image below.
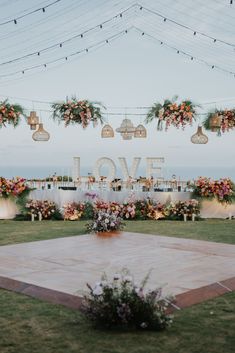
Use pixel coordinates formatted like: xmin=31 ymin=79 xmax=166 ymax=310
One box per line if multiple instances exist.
xmin=0 ymin=198 xmax=18 ymax=219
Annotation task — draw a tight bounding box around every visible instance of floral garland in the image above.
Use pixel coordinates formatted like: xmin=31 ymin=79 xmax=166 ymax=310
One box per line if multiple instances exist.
xmin=51 ymin=97 xmax=104 ymax=128
xmin=145 ymin=96 xmax=197 ymax=130
xmin=0 ymin=177 xmax=29 ymax=199
xmin=203 ymin=109 xmax=235 ymax=134
xmin=0 ymin=100 xmax=25 ymax=128
xmin=192 ymin=177 xmax=235 ymax=204
xmin=63 ymin=199 xmax=200 ymax=221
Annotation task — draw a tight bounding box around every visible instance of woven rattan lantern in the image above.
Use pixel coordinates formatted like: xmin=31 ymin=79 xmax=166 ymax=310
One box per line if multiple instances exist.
xmin=32 ymin=123 xmax=50 ymax=141
xmin=134 ymin=124 xmax=147 ymax=138
xmin=116 ymin=119 xmax=135 ymax=140
xmin=209 ymin=113 xmax=222 ymax=132
xmin=101 ymin=124 xmax=114 ymax=138
xmin=27 ymin=111 xmax=39 ymax=130
xmin=191 ymin=126 xmax=208 ymax=144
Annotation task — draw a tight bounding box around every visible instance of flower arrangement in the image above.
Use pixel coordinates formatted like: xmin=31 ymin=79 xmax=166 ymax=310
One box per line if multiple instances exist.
xmin=86 ymin=211 xmax=125 ymax=233
xmin=63 ymin=202 xmax=84 ymax=221
xmin=63 ymin=201 xmax=94 ymax=220
xmin=203 ymin=109 xmax=235 ymax=134
xmin=165 ymin=200 xmax=200 ymax=220
xmin=192 ymin=177 xmax=235 ymax=204
xmin=121 ymin=202 xmax=136 ymax=219
xmin=0 ymin=100 xmax=25 ymax=128
xmin=0 ymin=177 xmax=28 ymax=198
xmin=25 ymin=200 xmax=60 ymax=220
xmin=146 ymin=96 xmax=197 ymax=130
xmin=51 ymin=97 xmax=104 ymax=128
xmin=146 ymin=201 xmax=166 ymax=220
xmin=82 ymin=270 xmax=174 ymax=330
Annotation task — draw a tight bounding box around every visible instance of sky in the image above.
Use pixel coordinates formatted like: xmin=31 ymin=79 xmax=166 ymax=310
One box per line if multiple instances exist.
xmin=0 ymin=0 xmax=235 ymax=179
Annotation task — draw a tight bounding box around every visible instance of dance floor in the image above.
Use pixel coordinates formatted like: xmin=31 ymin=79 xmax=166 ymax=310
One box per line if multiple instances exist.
xmin=0 ymin=232 xmax=234 ymax=300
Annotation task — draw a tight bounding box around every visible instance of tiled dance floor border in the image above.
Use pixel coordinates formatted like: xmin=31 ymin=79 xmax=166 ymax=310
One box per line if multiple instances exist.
xmin=0 ymin=275 xmax=235 ymax=312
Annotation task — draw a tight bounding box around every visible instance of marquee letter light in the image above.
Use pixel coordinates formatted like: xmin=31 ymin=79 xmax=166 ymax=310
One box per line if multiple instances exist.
xmin=73 ymin=157 xmax=80 ymax=181
xmin=118 ymin=157 xmax=141 ymax=181
xmin=93 ymin=157 xmax=116 ymax=181
xmin=146 ymin=157 xmax=164 ymax=179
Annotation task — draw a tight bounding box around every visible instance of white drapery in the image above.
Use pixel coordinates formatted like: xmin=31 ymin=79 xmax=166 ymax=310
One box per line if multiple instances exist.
xmin=29 ymin=190 xmax=191 ymax=207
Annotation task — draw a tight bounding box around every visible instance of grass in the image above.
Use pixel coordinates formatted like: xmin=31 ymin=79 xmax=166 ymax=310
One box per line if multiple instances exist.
xmin=0 ymin=219 xmax=234 ymax=246
xmin=0 ymin=219 xmax=234 ymax=353
xmin=0 ymin=289 xmax=234 ymax=353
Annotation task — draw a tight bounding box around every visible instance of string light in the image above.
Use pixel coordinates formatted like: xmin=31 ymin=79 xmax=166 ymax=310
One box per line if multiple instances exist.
xmin=0 ymin=0 xmax=61 ymax=26
xmin=139 ymin=5 xmax=235 ymax=48
xmin=0 ymin=4 xmax=134 ymax=67
xmin=0 ymin=28 xmax=130 ymax=78
xmin=133 ymin=27 xmax=235 ymax=77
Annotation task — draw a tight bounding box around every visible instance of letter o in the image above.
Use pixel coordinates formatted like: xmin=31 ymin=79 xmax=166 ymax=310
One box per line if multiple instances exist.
xmin=93 ymin=157 xmax=116 ymax=181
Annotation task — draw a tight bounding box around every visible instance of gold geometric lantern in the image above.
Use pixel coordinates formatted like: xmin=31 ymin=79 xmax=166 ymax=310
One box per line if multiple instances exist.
xmin=27 ymin=111 xmax=39 ymax=130
xmin=209 ymin=113 xmax=222 ymax=132
xmin=101 ymin=124 xmax=114 ymax=138
xmin=191 ymin=125 xmax=208 ymax=144
xmin=134 ymin=124 xmax=147 ymax=138
xmin=32 ymin=123 xmax=50 ymax=141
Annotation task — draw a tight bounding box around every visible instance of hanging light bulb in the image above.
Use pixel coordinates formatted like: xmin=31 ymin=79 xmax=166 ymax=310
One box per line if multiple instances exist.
xmin=101 ymin=124 xmax=114 ymax=138
xmin=191 ymin=125 xmax=208 ymax=144
xmin=32 ymin=123 xmax=50 ymax=141
xmin=134 ymin=124 xmax=147 ymax=138
xmin=27 ymin=111 xmax=39 ymax=130
xmin=116 ymin=118 xmax=135 ymax=140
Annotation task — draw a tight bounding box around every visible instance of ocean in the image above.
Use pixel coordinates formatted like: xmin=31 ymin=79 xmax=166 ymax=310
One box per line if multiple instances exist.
xmin=1 ymin=165 xmax=235 ymax=181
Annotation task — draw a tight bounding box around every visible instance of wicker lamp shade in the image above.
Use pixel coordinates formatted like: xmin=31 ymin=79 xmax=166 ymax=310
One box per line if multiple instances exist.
xmin=191 ymin=126 xmax=208 ymax=144
xmin=32 ymin=123 xmax=50 ymax=141
xmin=116 ymin=119 xmax=135 ymax=140
xmin=209 ymin=113 xmax=222 ymax=132
xmin=101 ymin=124 xmax=114 ymax=138
xmin=27 ymin=111 xmax=39 ymax=130
xmin=134 ymin=124 xmax=147 ymax=138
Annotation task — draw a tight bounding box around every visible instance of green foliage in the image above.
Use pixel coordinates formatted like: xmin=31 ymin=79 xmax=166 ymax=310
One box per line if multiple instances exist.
xmin=0 ymin=99 xmax=25 ymax=128
xmin=51 ymin=97 xmax=105 ymax=128
xmin=82 ymin=270 xmax=173 ymax=330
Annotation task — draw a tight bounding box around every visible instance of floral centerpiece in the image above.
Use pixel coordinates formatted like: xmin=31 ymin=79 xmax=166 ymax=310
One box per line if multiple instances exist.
xmin=86 ymin=211 xmax=125 ymax=234
xmin=164 ymin=200 xmax=200 ymax=220
xmin=63 ymin=202 xmax=85 ymax=220
xmin=192 ymin=177 xmax=235 ymax=205
xmin=0 ymin=100 xmax=25 ymax=128
xmin=25 ymin=200 xmax=61 ymax=220
xmin=203 ymin=109 xmax=235 ymax=135
xmin=51 ymin=97 xmax=104 ymax=128
xmin=82 ymin=270 xmax=174 ymax=330
xmin=146 ymin=96 xmax=197 ymax=130
xmin=0 ymin=177 xmax=29 ymax=199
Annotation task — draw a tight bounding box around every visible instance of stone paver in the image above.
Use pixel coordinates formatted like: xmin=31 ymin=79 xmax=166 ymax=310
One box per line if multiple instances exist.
xmin=0 ymin=232 xmax=234 ymax=297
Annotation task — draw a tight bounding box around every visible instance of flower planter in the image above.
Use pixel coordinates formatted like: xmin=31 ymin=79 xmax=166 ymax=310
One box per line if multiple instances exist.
xmin=0 ymin=198 xmax=18 ymax=219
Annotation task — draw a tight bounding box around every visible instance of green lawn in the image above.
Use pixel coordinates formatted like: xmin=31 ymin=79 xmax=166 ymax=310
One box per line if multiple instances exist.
xmin=0 ymin=219 xmax=234 ymax=353
xmin=0 ymin=289 xmax=234 ymax=353
xmin=0 ymin=219 xmax=234 ymax=246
